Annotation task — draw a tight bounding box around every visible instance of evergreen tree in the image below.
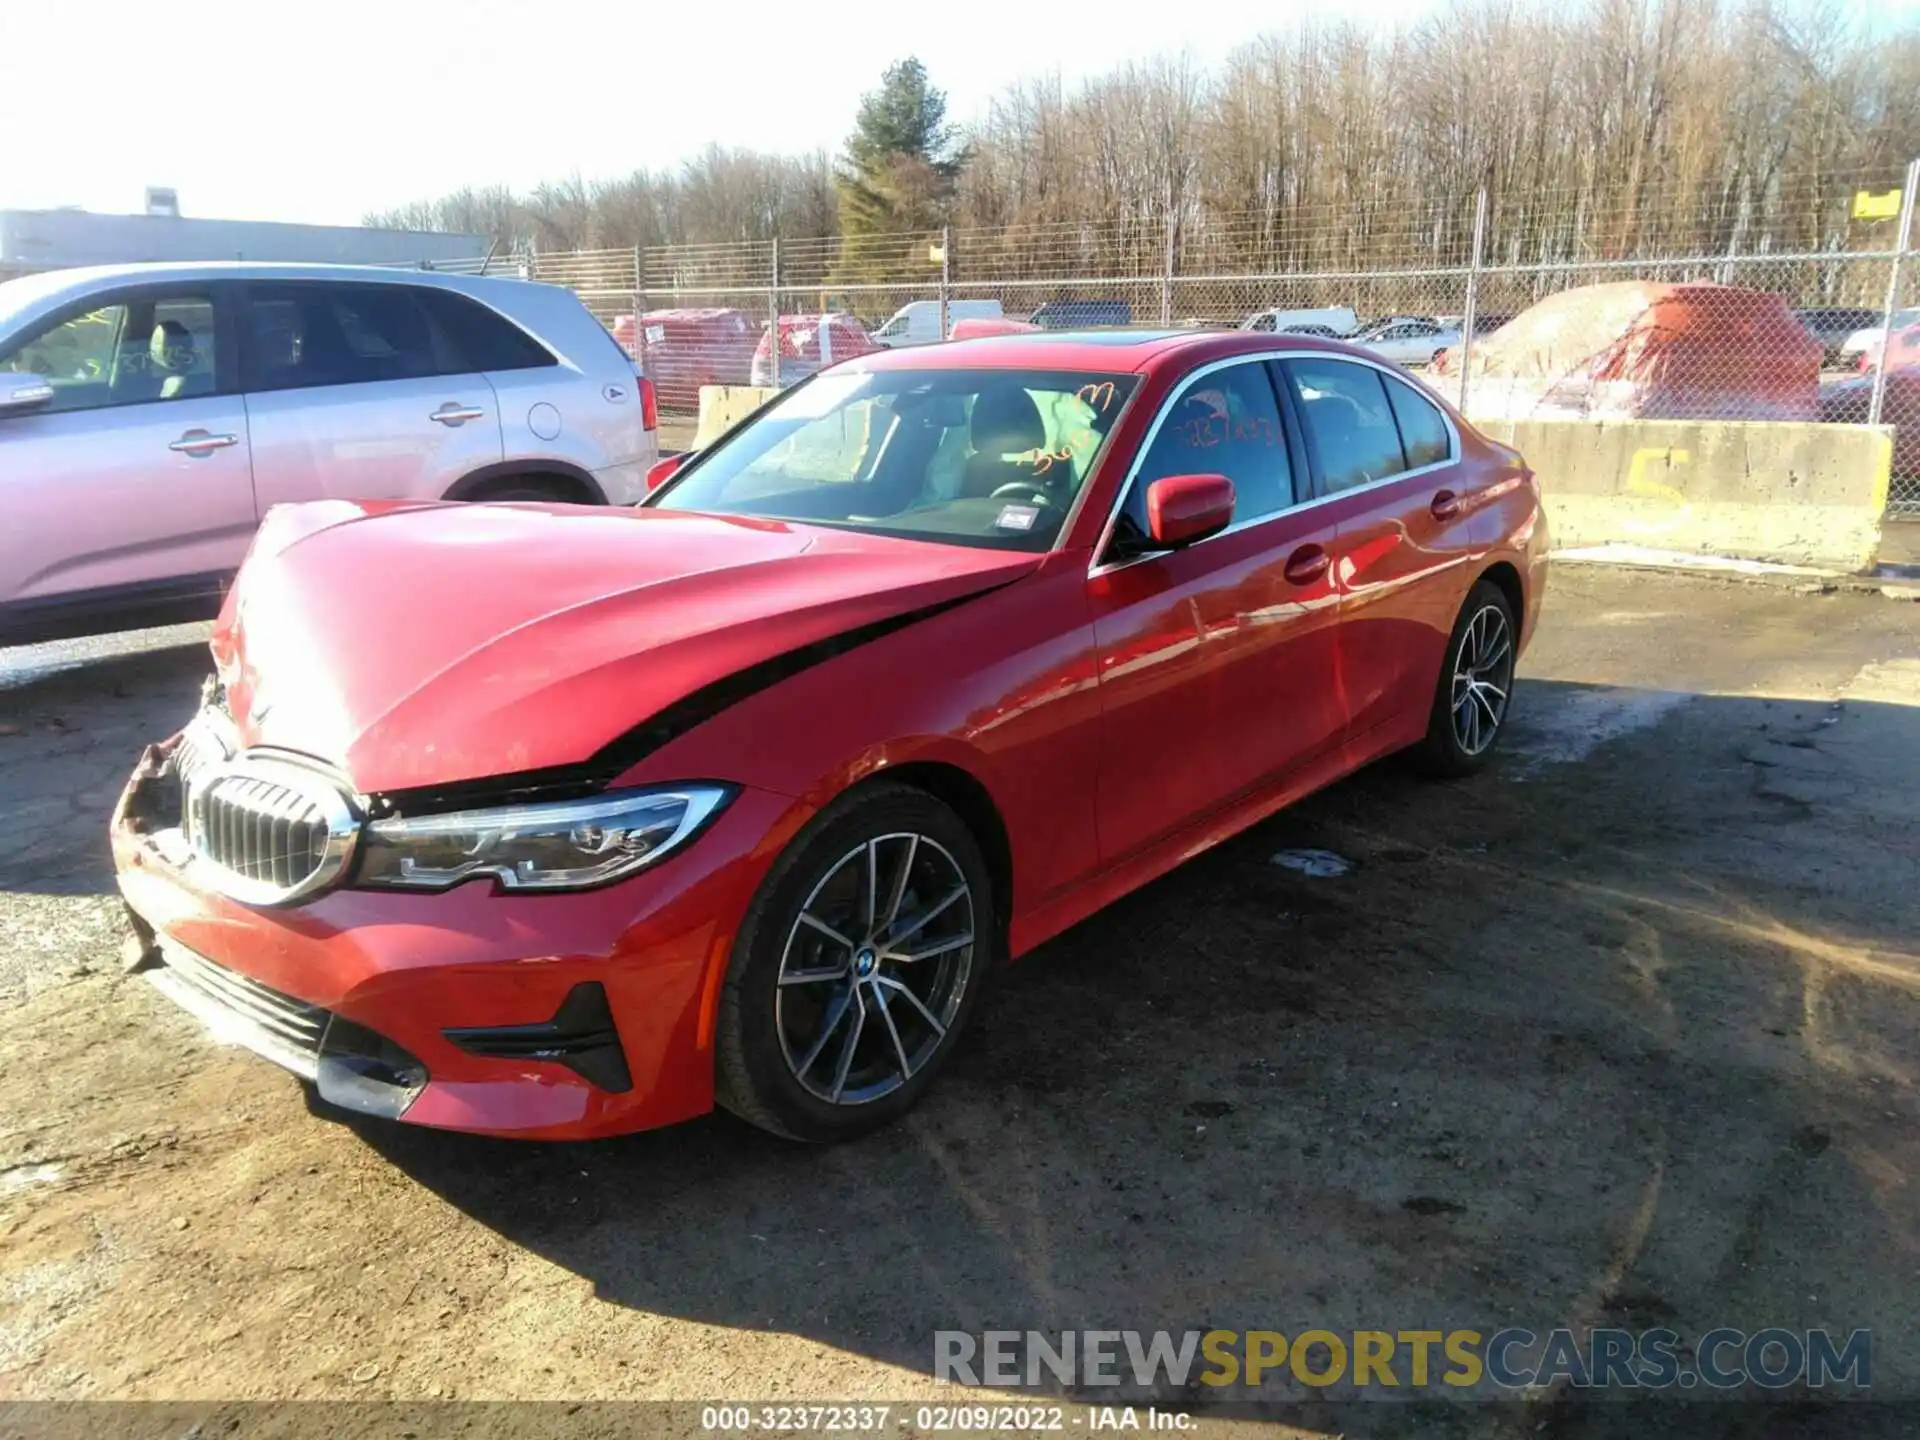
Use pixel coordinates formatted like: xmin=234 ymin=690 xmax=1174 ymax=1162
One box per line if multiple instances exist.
xmin=833 ymin=59 xmax=965 ymax=283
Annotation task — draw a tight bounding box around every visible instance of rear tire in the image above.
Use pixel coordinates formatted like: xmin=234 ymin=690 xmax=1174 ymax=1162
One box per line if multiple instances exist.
xmin=716 ymin=782 xmax=994 ymax=1142
xmin=464 ymin=476 xmax=582 ymax=504
xmin=1413 ymin=579 xmax=1518 ymax=777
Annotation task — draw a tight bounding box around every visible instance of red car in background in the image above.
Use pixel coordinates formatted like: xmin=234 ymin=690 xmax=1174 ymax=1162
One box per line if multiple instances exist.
xmin=750 ymin=312 xmax=880 ymax=387
xmin=612 ymin=307 xmax=758 ymax=411
xmin=112 ymin=330 xmax=1546 ymax=1144
xmin=1856 ymin=322 xmax=1920 ymax=374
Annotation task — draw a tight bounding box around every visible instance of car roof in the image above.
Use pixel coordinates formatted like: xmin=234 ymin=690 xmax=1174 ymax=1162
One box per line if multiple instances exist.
xmin=3 ymin=260 xmax=547 ymax=309
xmin=841 ymin=327 xmax=1360 ymax=375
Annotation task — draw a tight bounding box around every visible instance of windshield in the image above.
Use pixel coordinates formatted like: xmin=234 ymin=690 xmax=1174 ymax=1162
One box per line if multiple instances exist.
xmin=651 ymin=367 xmax=1140 ymax=551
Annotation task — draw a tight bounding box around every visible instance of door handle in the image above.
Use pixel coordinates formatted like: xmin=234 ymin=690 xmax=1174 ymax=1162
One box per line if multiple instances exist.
xmin=168 ymin=430 xmax=239 ymax=455
xmin=1430 ymin=489 xmax=1462 ymax=520
xmin=430 ymin=403 xmax=486 ymax=426
xmin=1283 ymin=543 xmax=1331 ymax=586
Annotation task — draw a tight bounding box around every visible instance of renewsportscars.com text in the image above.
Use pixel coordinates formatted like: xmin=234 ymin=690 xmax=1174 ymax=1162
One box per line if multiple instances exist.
xmin=935 ymin=1327 xmax=1872 ymax=1392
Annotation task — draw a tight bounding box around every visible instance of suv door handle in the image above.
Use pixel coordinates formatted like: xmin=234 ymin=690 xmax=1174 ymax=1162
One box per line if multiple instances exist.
xmin=168 ymin=429 xmax=239 ymax=455
xmin=430 ymin=403 xmax=485 ymax=426
xmin=1283 ymin=543 xmax=1331 ymax=586
xmin=1430 ymin=489 xmax=1462 ymax=520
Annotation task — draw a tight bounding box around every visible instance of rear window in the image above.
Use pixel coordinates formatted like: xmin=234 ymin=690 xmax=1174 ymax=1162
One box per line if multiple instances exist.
xmin=244 ymin=282 xmax=439 ymax=391
xmin=417 ymin=290 xmax=555 ymax=372
xmin=1384 ymin=375 xmax=1452 ymax=468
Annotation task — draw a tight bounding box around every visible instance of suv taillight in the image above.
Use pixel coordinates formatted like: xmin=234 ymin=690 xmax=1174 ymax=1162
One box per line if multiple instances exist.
xmin=638 ymin=375 xmax=657 ymax=431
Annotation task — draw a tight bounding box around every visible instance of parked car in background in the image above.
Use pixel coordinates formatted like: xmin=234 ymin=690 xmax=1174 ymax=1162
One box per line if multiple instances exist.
xmin=948 ymin=316 xmax=1042 ymax=340
xmin=1438 ymin=280 xmax=1821 ymax=421
xmin=1854 ymin=322 xmax=1920 ymax=374
xmin=1436 ymin=313 xmax=1513 ymax=337
xmin=1241 ymin=306 xmax=1358 ymax=336
xmin=112 ymin=327 xmax=1545 ymax=1143
xmin=1028 ymin=299 xmax=1132 ymax=328
xmin=751 ymin=312 xmax=880 ymax=386
xmin=1821 ymin=368 xmax=1920 ymax=479
xmin=0 ymin=262 xmax=656 ymax=645
xmin=872 ymin=299 xmax=1003 ymax=347
xmin=613 ymin=307 xmax=757 ymax=411
xmin=1794 ymin=307 xmax=1882 ymax=367
xmin=1839 ymin=307 xmax=1920 ymax=369
xmin=1353 ymin=316 xmax=1460 ymax=367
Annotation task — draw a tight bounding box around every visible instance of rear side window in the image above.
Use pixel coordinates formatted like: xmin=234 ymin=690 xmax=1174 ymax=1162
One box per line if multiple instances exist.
xmin=1283 ymin=358 xmax=1407 ymax=493
xmin=245 ymin=283 xmax=438 ymax=391
xmin=417 ymin=290 xmax=556 ymax=372
xmin=1384 ymin=375 xmax=1452 ymax=468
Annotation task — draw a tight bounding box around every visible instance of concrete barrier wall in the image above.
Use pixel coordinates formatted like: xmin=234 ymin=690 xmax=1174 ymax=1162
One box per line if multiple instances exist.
xmin=695 ymin=385 xmax=779 ymax=448
xmin=1469 ymin=417 xmax=1894 ymax=573
xmin=692 ymin=390 xmax=1891 ymax=574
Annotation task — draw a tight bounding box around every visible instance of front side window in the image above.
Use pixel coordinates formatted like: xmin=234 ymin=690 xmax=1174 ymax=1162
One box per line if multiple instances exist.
xmin=0 ymin=292 xmax=217 ymax=414
xmin=652 ymin=368 xmax=1139 ymax=552
xmin=1111 ymin=360 xmax=1294 ymax=553
xmin=1284 ymin=358 xmax=1408 ymax=493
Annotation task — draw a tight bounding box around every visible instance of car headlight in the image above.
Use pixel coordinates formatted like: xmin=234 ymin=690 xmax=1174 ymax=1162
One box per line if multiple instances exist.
xmin=354 ymin=785 xmax=733 ymax=892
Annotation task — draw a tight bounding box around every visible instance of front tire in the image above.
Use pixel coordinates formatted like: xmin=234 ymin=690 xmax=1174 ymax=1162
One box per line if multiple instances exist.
xmin=716 ymin=782 xmax=994 ymax=1141
xmin=1414 ymin=579 xmax=1517 ymax=777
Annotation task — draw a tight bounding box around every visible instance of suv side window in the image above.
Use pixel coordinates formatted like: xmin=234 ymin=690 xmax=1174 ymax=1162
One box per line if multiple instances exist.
xmin=1112 ymin=359 xmax=1295 ymax=552
xmin=415 ymin=289 xmax=556 ymax=372
xmin=244 ymin=282 xmax=438 ymax=392
xmin=1283 ymin=358 xmax=1408 ymax=493
xmin=0 ymin=291 xmax=220 ymax=415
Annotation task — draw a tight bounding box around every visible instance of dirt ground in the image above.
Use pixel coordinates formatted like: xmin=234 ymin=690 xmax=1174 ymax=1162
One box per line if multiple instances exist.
xmin=2 ymin=565 xmax=1919 ymax=1437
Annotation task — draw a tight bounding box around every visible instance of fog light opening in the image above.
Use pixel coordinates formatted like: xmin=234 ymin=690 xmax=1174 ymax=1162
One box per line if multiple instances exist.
xmin=315 ymin=1017 xmax=428 ymax=1120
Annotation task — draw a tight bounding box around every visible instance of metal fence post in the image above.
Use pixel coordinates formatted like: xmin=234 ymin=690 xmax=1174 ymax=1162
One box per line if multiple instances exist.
xmin=630 ymin=243 xmax=649 ymax=379
xmin=768 ymin=238 xmax=781 ymax=386
xmin=938 ymin=225 xmax=951 ymax=339
xmin=1869 ymin=157 xmax=1920 ymax=428
xmin=1457 ymin=188 xmax=1488 ymax=414
xmin=1161 ymin=205 xmax=1177 ymax=326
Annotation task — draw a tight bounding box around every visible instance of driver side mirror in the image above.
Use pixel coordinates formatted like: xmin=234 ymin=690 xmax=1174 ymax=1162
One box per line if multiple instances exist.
xmin=1145 ymin=472 xmax=1235 ymax=548
xmin=645 ymin=452 xmax=688 ymax=493
xmin=0 ymin=375 xmax=54 ymax=414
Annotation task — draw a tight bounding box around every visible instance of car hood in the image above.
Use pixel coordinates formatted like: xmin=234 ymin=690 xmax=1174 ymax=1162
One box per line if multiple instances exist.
xmin=211 ymin=500 xmax=1042 ymax=795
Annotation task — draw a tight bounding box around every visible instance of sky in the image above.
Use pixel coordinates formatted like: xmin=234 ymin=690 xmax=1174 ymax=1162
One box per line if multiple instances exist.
xmin=0 ymin=0 xmax=1442 ymax=227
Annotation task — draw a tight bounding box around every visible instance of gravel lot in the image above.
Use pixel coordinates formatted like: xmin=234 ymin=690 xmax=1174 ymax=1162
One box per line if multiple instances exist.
xmin=2 ymin=566 xmax=1918 ymax=1437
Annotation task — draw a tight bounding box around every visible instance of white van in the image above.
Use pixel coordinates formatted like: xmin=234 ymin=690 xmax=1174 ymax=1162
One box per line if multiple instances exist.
xmin=1240 ymin=306 xmax=1359 ymax=337
xmin=873 ymin=299 xmax=1004 ymax=347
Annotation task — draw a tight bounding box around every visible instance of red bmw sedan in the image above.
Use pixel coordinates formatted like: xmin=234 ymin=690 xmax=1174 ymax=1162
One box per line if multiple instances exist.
xmin=111 ymin=329 xmax=1546 ymax=1143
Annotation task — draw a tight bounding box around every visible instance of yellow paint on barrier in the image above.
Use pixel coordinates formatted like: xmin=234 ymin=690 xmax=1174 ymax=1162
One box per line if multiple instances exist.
xmin=1620 ymin=446 xmax=1692 ymax=535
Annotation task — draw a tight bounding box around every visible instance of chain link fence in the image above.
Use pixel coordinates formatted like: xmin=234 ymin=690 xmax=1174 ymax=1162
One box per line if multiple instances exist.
xmin=493 ymin=167 xmax=1920 ymax=519
xmin=10 ymin=173 xmax=1916 ymax=517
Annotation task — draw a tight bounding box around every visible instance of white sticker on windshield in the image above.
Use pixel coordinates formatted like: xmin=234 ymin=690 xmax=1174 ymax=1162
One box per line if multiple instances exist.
xmin=995 ymin=505 xmax=1039 ymax=531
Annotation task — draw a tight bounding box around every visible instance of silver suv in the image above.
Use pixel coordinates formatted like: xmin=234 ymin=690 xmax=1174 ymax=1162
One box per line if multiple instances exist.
xmin=0 ymin=262 xmax=657 ymax=644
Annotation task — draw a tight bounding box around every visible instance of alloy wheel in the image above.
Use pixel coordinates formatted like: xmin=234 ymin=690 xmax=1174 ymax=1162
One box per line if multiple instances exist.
xmin=1450 ymin=603 xmax=1513 ymax=756
xmin=775 ymin=832 xmax=975 ymax=1106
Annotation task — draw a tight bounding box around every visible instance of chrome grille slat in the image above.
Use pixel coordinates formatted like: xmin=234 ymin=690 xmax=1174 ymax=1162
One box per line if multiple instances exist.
xmin=159 ymin=944 xmax=328 ymax=1046
xmin=180 ymin=743 xmax=359 ymax=906
xmin=164 ymin=949 xmax=326 ymax=1047
xmin=148 ymin=941 xmax=330 ymax=1081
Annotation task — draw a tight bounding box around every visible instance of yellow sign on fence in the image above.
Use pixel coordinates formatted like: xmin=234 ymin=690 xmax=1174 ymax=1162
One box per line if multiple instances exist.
xmin=1855 ymin=189 xmax=1902 ymax=220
